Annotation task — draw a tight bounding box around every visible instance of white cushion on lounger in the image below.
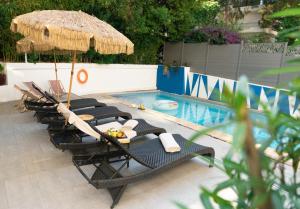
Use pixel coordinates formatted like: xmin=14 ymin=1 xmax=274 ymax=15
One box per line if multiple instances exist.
xmin=95 ymin=119 xmax=138 ymax=132
xmin=122 ymin=119 xmax=139 ymax=130
xmin=57 ymin=103 xmax=71 ymax=119
xmin=159 ymin=133 xmax=181 ymax=153
xmin=68 ymin=112 xmax=101 ymax=140
xmin=57 ymin=103 xmax=101 ymax=140
xmin=96 ymin=121 xmax=123 ymax=132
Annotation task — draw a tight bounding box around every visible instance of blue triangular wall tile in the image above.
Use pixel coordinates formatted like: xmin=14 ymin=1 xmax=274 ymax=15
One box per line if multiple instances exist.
xmin=221 ymin=81 xmax=227 ymax=102
xmin=233 ymin=81 xmax=237 ymax=94
xmin=201 ymin=75 xmax=208 ymax=96
xmin=294 ymin=96 xmax=300 ymax=113
xmin=186 ymin=76 xmax=191 ymax=95
xmin=277 ymin=90 xmax=290 ymax=115
xmin=263 ymin=87 xmax=276 ymax=107
xmin=196 ymin=75 xmax=201 ymax=97
xmin=249 ymin=84 xmax=262 ymax=110
xmin=192 ymin=74 xmax=200 ymax=91
xmin=208 ymin=80 xmax=221 ymax=102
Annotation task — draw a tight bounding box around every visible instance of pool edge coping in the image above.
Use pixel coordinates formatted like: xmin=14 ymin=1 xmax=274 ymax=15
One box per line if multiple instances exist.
xmin=101 ymin=93 xmax=293 ymax=166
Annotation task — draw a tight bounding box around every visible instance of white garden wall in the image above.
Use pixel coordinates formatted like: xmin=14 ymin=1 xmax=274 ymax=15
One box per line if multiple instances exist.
xmin=0 ymin=63 xmax=158 ymax=102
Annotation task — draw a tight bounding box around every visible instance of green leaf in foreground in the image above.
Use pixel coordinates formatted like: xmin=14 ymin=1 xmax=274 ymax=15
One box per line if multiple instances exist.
xmin=258 ymin=66 xmax=300 ymax=77
xmin=286 ymin=58 xmax=300 ymax=64
xmin=231 ymin=122 xmax=246 ymax=151
xmin=200 ymin=189 xmax=215 ymax=209
xmin=271 ymin=8 xmax=300 ymax=18
xmin=174 ymin=201 xmax=190 ymax=209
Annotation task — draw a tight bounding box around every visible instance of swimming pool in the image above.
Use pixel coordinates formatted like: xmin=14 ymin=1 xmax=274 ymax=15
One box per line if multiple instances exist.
xmin=114 ymin=91 xmax=277 ymax=148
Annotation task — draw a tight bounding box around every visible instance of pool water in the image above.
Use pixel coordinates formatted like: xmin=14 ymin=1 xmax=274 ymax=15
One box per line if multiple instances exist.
xmin=114 ymin=91 xmax=278 ymax=148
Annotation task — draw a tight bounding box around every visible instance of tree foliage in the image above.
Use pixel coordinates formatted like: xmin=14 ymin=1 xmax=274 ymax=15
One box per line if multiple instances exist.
xmin=259 ymin=0 xmax=300 ymax=45
xmin=0 ymin=0 xmax=212 ymax=63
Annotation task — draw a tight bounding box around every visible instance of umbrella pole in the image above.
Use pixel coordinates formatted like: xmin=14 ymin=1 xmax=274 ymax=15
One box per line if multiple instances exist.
xmin=54 ymin=52 xmax=60 ymax=101
xmin=66 ymin=51 xmax=76 ymax=108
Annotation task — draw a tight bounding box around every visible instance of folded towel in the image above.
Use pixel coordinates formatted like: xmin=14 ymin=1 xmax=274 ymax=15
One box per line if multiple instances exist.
xmin=159 ymin=133 xmax=181 ymax=153
xmin=121 ymin=119 xmax=139 ymax=130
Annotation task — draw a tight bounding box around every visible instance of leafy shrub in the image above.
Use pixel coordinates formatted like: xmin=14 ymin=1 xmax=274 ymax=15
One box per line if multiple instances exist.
xmin=0 ymin=64 xmax=4 ymax=74
xmin=194 ymin=0 xmax=220 ymax=27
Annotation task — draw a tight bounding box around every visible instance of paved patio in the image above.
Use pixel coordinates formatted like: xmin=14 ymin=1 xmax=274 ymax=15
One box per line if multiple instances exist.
xmin=0 ymin=95 xmax=231 ymax=209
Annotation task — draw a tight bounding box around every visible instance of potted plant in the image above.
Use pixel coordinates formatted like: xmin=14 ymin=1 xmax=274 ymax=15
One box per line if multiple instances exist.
xmin=0 ymin=63 xmax=6 ymax=85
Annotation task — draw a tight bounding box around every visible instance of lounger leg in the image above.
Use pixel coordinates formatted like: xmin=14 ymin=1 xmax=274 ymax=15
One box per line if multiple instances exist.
xmin=209 ymin=157 xmax=214 ymax=167
xmin=126 ymin=156 xmax=130 ymax=168
xmin=109 ymin=185 xmax=127 ymax=209
xmin=207 ymin=150 xmax=215 ymax=167
xmin=126 ymin=144 xmax=130 ymax=168
xmin=201 ymin=151 xmax=215 ymax=168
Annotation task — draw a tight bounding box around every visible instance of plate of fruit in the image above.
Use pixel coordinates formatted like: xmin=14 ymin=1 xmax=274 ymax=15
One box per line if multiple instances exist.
xmin=106 ymin=128 xmax=127 ymax=138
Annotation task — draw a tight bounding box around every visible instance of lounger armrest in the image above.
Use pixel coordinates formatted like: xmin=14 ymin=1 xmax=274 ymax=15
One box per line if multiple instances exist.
xmin=28 ymin=105 xmax=57 ymax=113
xmin=25 ymin=100 xmax=54 ymax=107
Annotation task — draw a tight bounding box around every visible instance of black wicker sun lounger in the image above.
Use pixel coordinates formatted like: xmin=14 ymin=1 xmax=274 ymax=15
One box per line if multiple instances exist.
xmin=23 ymin=82 xmax=107 ymax=110
xmin=41 ymin=105 xmax=132 ymax=126
xmin=73 ymin=127 xmax=215 ymax=209
xmin=24 ymin=87 xmax=132 ymax=124
xmin=49 ymin=118 xmax=166 ymax=152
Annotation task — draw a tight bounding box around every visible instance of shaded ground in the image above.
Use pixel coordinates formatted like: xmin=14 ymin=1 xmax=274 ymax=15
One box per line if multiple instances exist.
xmin=0 ymin=96 xmax=230 ymax=209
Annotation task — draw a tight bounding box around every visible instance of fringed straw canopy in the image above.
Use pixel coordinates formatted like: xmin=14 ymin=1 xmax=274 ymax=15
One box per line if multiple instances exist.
xmin=16 ymin=37 xmax=71 ymax=54
xmin=11 ymin=10 xmax=134 ymax=55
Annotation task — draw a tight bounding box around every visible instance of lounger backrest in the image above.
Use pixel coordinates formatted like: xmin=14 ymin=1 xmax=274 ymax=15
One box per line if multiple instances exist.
xmin=49 ymin=80 xmax=65 ymax=96
xmin=44 ymin=91 xmax=59 ymax=104
xmin=14 ymin=84 xmax=41 ymax=101
xmin=29 ymin=83 xmax=57 ymax=104
xmin=23 ymin=81 xmax=44 ymax=97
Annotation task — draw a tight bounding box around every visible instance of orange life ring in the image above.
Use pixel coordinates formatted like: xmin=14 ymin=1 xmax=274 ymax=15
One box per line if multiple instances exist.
xmin=77 ymin=69 xmax=88 ymax=84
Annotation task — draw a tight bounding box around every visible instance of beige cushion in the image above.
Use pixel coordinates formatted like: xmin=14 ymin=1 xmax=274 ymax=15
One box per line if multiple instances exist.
xmin=57 ymin=103 xmax=100 ymax=140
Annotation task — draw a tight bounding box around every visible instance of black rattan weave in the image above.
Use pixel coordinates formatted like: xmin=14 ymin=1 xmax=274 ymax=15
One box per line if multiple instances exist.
xmin=73 ymin=130 xmax=215 ymax=209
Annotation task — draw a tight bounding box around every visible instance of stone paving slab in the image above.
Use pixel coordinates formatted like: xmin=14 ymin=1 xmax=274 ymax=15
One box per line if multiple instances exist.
xmin=0 ymin=99 xmax=229 ymax=209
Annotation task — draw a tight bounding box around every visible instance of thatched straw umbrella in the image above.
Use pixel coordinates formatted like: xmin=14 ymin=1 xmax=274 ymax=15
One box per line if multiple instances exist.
xmin=11 ymin=10 xmax=134 ymax=107
xmin=16 ymin=37 xmax=71 ymax=99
